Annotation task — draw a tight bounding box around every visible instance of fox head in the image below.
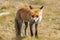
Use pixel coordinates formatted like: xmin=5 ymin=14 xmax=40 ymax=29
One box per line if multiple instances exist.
xmin=29 ymin=5 xmax=44 ymax=23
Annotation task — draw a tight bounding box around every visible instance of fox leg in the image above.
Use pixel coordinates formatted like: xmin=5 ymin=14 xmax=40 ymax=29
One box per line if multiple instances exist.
xmin=15 ymin=19 xmax=20 ymax=37
xmin=15 ymin=19 xmax=23 ymax=37
xmin=19 ymin=20 xmax=23 ymax=37
xmin=35 ymin=24 xmax=38 ymax=37
xmin=24 ymin=22 xmax=28 ymax=36
xmin=29 ymin=23 xmax=34 ymax=37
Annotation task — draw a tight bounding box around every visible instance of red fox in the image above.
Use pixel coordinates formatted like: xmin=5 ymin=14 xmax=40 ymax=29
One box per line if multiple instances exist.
xmin=15 ymin=5 xmax=44 ymax=37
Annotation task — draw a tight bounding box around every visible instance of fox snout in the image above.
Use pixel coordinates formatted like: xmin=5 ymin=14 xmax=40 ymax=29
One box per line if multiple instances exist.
xmin=33 ymin=18 xmax=39 ymax=23
xmin=34 ymin=18 xmax=39 ymax=22
xmin=31 ymin=16 xmax=39 ymax=23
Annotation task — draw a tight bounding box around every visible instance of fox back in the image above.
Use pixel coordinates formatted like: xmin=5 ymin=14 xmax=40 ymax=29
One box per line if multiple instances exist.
xmin=16 ymin=7 xmax=32 ymax=22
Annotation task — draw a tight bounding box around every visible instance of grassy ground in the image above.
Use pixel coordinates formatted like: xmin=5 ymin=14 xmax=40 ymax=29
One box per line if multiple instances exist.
xmin=0 ymin=0 xmax=60 ymax=40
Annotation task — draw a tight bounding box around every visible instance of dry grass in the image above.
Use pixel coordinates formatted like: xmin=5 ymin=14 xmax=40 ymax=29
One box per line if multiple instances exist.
xmin=0 ymin=0 xmax=60 ymax=40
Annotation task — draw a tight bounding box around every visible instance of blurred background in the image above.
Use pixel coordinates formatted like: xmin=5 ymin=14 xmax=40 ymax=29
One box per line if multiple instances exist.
xmin=0 ymin=0 xmax=60 ymax=40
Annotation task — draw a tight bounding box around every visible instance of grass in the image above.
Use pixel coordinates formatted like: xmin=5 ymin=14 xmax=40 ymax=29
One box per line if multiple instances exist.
xmin=0 ymin=0 xmax=60 ymax=40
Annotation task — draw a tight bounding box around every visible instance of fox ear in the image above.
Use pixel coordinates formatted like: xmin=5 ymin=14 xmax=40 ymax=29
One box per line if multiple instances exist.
xmin=40 ymin=6 xmax=44 ymax=9
xmin=29 ymin=5 xmax=33 ymax=9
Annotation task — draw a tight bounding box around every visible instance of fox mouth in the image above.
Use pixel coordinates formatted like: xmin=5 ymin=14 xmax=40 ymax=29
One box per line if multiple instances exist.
xmin=30 ymin=18 xmax=39 ymax=24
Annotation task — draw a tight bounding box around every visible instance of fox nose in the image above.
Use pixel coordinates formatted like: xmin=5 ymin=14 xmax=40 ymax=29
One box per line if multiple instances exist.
xmin=34 ymin=20 xmax=35 ymax=22
xmin=32 ymin=20 xmax=35 ymax=23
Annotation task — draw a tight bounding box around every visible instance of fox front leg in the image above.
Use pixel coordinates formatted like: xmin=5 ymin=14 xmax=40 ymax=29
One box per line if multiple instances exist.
xmin=24 ymin=22 xmax=28 ymax=36
xmin=29 ymin=21 xmax=34 ymax=37
xmin=35 ymin=23 xmax=38 ymax=37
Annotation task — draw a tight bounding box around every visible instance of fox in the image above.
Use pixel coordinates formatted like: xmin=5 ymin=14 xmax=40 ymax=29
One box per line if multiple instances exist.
xmin=15 ymin=5 xmax=44 ymax=37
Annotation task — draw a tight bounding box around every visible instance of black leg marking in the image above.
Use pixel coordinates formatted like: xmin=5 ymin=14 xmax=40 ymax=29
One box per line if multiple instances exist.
xmin=35 ymin=24 xmax=38 ymax=37
xmin=19 ymin=20 xmax=23 ymax=36
xmin=15 ymin=19 xmax=23 ymax=37
xmin=15 ymin=19 xmax=20 ymax=36
xmin=24 ymin=22 xmax=28 ymax=36
xmin=30 ymin=23 xmax=33 ymax=37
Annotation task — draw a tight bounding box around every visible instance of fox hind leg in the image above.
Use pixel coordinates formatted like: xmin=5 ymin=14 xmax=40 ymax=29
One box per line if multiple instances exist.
xmin=15 ymin=19 xmax=20 ymax=36
xmin=15 ymin=19 xmax=23 ymax=37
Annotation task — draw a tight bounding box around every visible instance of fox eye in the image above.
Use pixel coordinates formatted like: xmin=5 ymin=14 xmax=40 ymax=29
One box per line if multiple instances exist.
xmin=32 ymin=15 xmax=34 ymax=18
xmin=36 ymin=15 xmax=39 ymax=17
